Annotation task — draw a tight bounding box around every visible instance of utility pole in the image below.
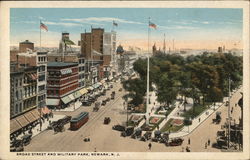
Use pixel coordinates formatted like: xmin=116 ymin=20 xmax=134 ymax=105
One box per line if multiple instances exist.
xmin=227 ymin=77 xmax=231 ymax=149
xmin=163 ymin=33 xmax=166 ymax=54
xmin=173 ymin=39 xmax=175 ymax=53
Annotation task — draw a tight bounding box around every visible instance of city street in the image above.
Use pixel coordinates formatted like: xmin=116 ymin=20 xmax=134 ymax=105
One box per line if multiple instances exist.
xmin=25 ymin=80 xmax=242 ymax=152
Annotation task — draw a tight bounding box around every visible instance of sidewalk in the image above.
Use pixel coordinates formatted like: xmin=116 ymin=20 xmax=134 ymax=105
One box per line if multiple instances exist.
xmin=17 ymin=114 xmax=65 ymax=140
xmin=54 ymin=100 xmax=82 ymax=112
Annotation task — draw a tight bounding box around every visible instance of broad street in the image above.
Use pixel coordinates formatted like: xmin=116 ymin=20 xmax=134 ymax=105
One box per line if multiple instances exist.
xmin=25 ymin=81 xmax=242 ymax=152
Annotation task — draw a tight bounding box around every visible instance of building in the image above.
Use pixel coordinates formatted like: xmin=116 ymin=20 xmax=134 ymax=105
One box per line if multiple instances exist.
xmin=47 ymin=62 xmax=83 ymax=109
xmin=121 ymin=51 xmax=138 ymax=76
xmin=47 ymin=52 xmax=86 ymax=89
xmin=36 ymin=52 xmax=48 ymax=111
xmin=80 ymin=28 xmax=117 ymax=82
xmin=19 ymin=40 xmax=34 ymax=52
xmin=10 ymin=66 xmax=40 ymax=138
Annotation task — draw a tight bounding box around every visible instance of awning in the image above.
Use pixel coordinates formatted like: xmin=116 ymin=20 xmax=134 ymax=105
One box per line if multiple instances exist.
xmin=68 ymin=94 xmax=75 ymax=101
xmin=100 ymin=80 xmax=106 ymax=84
xmin=42 ymin=106 xmax=51 ymax=115
xmin=46 ymin=99 xmax=60 ymax=106
xmin=15 ymin=115 xmax=29 ymax=127
xmin=10 ymin=119 xmax=22 ymax=134
xmin=79 ymin=88 xmax=88 ymax=95
xmin=61 ymin=96 xmax=72 ymax=104
xmin=93 ymin=83 xmax=100 ymax=89
xmin=23 ymin=111 xmax=37 ymax=123
xmin=73 ymin=91 xmax=81 ymax=99
xmin=87 ymin=86 xmax=94 ymax=91
xmin=31 ymin=109 xmax=40 ymax=120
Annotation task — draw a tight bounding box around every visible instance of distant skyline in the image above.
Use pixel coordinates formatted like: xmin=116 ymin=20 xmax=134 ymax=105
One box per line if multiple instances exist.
xmin=10 ymin=8 xmax=243 ymax=50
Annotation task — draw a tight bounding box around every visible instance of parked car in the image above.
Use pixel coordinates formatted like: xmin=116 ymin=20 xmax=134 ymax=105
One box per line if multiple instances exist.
xmin=21 ymin=134 xmax=32 ymax=146
xmin=104 ymin=117 xmax=111 ymax=124
xmin=166 ymin=138 xmax=184 ymax=146
xmin=112 ymin=124 xmax=126 ymax=131
xmin=82 ymin=101 xmax=91 ymax=106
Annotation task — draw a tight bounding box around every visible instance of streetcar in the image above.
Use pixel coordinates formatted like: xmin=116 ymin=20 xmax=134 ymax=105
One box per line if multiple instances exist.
xmin=70 ymin=112 xmax=89 ymax=130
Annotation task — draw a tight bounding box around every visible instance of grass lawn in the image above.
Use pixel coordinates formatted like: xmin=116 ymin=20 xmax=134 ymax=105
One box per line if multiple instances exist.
xmin=160 ymin=118 xmax=184 ymax=133
xmin=181 ymin=104 xmax=208 ymax=119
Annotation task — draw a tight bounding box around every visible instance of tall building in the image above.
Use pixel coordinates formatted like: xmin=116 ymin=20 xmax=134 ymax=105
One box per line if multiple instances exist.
xmin=36 ymin=52 xmax=48 ymax=111
xmin=19 ymin=40 xmax=34 ymax=52
xmin=47 ymin=53 xmax=86 ymax=89
xmin=47 ymin=62 xmax=81 ymax=109
xmin=10 ymin=66 xmax=40 ymax=137
xmin=80 ymin=28 xmax=116 ymax=83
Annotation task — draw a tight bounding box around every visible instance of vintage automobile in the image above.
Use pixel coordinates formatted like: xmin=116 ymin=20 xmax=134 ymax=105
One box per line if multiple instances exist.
xmin=166 ymin=138 xmax=184 ymax=146
xmin=82 ymin=101 xmax=91 ymax=106
xmin=93 ymin=102 xmax=101 ymax=112
xmin=140 ymin=131 xmax=152 ymax=141
xmin=104 ymin=117 xmax=111 ymax=124
xmin=213 ymin=112 xmax=222 ymax=124
xmin=10 ymin=139 xmax=24 ymax=152
xmin=101 ymin=100 xmax=107 ymax=106
xmin=21 ymin=134 xmax=32 ymax=146
xmin=112 ymin=124 xmax=126 ymax=132
xmin=121 ymin=126 xmax=134 ymax=137
xmin=154 ymin=130 xmax=162 ymax=139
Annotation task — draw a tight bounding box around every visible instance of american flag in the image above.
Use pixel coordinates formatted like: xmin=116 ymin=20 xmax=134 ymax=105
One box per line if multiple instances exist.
xmin=149 ymin=22 xmax=157 ymax=29
xmin=40 ymin=22 xmax=48 ymax=31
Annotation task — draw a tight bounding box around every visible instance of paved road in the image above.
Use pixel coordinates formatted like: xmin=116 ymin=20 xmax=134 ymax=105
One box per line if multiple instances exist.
xmin=25 ymin=84 xmax=243 ymax=152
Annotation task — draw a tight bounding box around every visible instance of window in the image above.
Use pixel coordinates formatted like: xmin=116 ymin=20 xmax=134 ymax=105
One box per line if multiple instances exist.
xmin=15 ymin=79 xmax=18 ymax=87
xmin=39 ymin=85 xmax=45 ymax=91
xmin=15 ymin=104 xmax=18 ymax=114
xmin=15 ymin=91 xmax=18 ymax=99
xmin=19 ymin=103 xmax=22 ymax=112
xmin=19 ymin=78 xmax=22 ymax=86
xmin=38 ymin=74 xmax=45 ymax=81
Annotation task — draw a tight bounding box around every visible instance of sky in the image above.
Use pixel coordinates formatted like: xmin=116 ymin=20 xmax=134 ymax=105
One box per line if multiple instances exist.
xmin=10 ymin=8 xmax=243 ymax=50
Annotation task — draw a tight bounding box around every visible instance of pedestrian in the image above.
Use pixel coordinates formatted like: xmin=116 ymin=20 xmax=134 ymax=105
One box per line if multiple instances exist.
xmin=208 ymin=139 xmax=210 ymax=146
xmin=148 ymin=143 xmax=152 ymax=150
xmin=205 ymin=142 xmax=207 ymax=149
xmin=188 ymin=138 xmax=190 ymax=145
xmin=199 ymin=118 xmax=201 ymax=122
xmin=186 ymin=146 xmax=190 ymax=152
xmin=94 ymin=148 xmax=97 ymax=152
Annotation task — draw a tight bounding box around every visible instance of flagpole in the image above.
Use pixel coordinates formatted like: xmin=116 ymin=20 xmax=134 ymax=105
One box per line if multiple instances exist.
xmin=146 ymin=17 xmax=150 ymax=125
xmin=40 ymin=20 xmax=41 ymax=50
xmin=91 ymin=25 xmax=93 ymax=85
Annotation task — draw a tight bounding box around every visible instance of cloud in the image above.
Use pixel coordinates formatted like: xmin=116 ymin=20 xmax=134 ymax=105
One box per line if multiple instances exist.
xmin=202 ymin=21 xmax=210 ymax=24
xmin=44 ymin=21 xmax=82 ymax=27
xmin=158 ymin=25 xmax=198 ymax=30
xmin=61 ymin=17 xmax=144 ymax=25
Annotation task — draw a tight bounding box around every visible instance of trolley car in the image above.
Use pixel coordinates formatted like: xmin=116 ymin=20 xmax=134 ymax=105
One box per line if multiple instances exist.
xmin=70 ymin=112 xmax=89 ymax=130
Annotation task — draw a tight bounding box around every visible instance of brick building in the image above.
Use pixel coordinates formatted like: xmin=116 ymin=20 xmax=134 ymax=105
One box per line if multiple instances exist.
xmin=47 ymin=62 xmax=82 ymax=109
xmin=19 ymin=40 xmax=34 ymax=52
xmin=80 ymin=28 xmax=117 ymax=82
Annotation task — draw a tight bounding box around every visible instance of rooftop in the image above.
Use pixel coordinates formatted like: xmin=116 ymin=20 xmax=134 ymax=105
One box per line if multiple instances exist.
xmin=20 ymin=40 xmax=33 ymax=44
xmin=47 ymin=62 xmax=78 ymax=67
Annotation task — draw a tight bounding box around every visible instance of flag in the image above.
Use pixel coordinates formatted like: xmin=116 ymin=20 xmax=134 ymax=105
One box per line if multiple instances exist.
xmin=40 ymin=22 xmax=48 ymax=31
xmin=149 ymin=22 xmax=157 ymax=29
xmin=113 ymin=21 xmax=118 ymax=27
